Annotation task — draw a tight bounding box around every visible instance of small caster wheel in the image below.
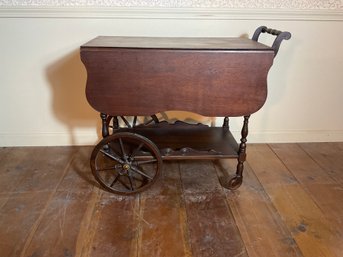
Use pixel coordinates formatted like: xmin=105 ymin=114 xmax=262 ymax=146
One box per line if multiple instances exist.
xmin=227 ymin=176 xmax=243 ymax=190
xmin=91 ymin=132 xmax=162 ymax=195
xmin=220 ymin=175 xmax=243 ymax=190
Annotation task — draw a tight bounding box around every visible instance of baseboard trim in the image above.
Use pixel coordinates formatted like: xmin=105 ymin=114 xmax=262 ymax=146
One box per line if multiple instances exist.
xmin=0 ymin=7 xmax=343 ymax=21
xmin=0 ymin=132 xmax=98 ymax=147
xmin=244 ymin=130 xmax=343 ymax=143
xmin=1 ymin=130 xmax=342 ymax=147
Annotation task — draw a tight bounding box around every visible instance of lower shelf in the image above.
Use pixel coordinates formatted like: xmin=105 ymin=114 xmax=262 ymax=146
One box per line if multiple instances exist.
xmin=119 ymin=125 xmax=239 ymax=160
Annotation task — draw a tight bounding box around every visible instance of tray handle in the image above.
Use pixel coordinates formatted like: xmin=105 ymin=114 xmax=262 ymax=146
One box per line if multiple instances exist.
xmin=252 ymin=26 xmax=291 ymax=57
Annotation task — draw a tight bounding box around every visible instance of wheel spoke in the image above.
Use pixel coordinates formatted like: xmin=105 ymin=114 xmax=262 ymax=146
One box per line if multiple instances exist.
xmin=118 ymin=138 xmax=127 ymax=159
xmin=130 ymin=165 xmax=153 ymax=180
xmin=128 ymin=173 xmax=135 ymax=191
xmin=96 ymin=165 xmax=120 ymax=172
xmin=107 ymin=144 xmax=122 ymax=159
xmin=132 ymin=116 xmax=137 ymax=127
xmin=92 ymin=132 xmax=161 ymax=194
xmin=130 ymin=142 xmax=144 ymax=159
xmin=113 ymin=116 xmax=119 ymax=130
xmin=110 ymin=174 xmax=131 ymax=190
xmin=110 ymin=174 xmax=120 ymax=187
xmin=151 ymin=114 xmax=159 ymax=123
xmin=100 ymin=149 xmax=124 ymax=164
xmin=118 ymin=177 xmax=131 ymax=190
xmin=120 ymin=116 xmax=131 ymax=128
xmin=136 ymin=159 xmax=157 ymax=165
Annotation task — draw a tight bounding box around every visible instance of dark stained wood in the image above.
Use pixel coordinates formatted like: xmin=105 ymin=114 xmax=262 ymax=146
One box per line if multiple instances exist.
xmin=252 ymin=26 xmax=292 ymax=56
xmin=221 ymin=115 xmax=250 ymax=190
xmin=81 ymin=30 xmax=290 ymax=193
xmin=82 ymin=36 xmax=273 ymax=50
xmin=90 ymin=132 xmax=163 ymax=195
xmin=120 ymin=125 xmax=239 ymax=160
xmin=81 ymin=39 xmax=274 ymax=117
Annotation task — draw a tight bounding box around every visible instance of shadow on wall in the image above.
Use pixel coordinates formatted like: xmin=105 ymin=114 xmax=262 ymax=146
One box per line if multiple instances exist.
xmin=46 ymin=50 xmax=100 ymax=145
xmin=257 ymin=31 xmax=296 ymax=139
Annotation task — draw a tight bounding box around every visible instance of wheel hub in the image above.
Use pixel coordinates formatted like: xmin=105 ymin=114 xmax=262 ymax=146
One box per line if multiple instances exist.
xmin=122 ymin=163 xmax=130 ymax=171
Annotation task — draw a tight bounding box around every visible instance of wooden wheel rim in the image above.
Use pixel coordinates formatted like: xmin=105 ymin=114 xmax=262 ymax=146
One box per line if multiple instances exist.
xmin=90 ymin=132 xmax=162 ymax=195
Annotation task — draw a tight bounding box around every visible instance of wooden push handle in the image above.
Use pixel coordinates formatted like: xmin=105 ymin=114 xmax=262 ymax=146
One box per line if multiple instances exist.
xmin=252 ymin=26 xmax=291 ymax=57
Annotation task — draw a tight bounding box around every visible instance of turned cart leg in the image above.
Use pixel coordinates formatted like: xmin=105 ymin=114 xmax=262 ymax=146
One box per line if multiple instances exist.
xmin=223 ymin=117 xmax=229 ymax=129
xmin=221 ymin=115 xmax=250 ymax=190
xmin=234 ymin=115 xmax=250 ymax=187
xmin=101 ymin=113 xmax=109 ymax=138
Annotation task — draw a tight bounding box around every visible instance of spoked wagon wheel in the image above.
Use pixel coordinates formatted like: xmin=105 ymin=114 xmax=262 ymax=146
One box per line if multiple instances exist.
xmin=106 ymin=115 xmax=159 ymax=134
xmin=91 ymin=132 xmax=162 ymax=195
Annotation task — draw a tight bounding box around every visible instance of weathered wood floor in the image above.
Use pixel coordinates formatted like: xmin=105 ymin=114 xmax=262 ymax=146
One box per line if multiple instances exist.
xmin=0 ymin=143 xmax=342 ymax=257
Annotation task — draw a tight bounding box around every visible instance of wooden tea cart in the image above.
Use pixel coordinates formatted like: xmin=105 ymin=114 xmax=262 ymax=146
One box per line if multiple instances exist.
xmin=80 ymin=26 xmax=291 ymax=195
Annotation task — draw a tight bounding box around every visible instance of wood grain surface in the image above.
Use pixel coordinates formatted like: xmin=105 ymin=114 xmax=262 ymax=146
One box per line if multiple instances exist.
xmin=0 ymin=143 xmax=342 ymax=257
xmin=81 ymin=38 xmax=274 ymax=117
xmin=81 ymin=36 xmax=272 ymax=50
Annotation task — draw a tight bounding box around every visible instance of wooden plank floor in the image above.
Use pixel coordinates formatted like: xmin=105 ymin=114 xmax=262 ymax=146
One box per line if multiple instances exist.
xmin=0 ymin=143 xmax=342 ymax=257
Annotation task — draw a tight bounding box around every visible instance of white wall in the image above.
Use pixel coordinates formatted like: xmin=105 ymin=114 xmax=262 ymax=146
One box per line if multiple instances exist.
xmin=0 ymin=4 xmax=343 ymax=146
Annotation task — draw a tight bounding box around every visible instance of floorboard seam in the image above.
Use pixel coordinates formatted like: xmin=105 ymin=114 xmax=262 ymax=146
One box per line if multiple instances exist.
xmin=19 ymin=152 xmax=77 ymax=257
xmin=245 ymin=145 xmax=305 ymax=257
xmin=296 ymin=143 xmax=340 ymax=184
xmin=212 ymin=161 xmax=250 ymax=257
xmin=268 ymin=143 xmax=335 ymax=214
xmin=178 ymin=161 xmax=194 ymax=257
